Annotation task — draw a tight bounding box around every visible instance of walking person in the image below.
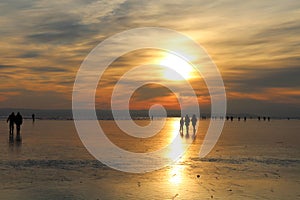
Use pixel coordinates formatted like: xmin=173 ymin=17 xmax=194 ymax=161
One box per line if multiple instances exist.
xmin=32 ymin=113 xmax=35 ymax=123
xmin=15 ymin=112 xmax=23 ymax=141
xmin=7 ymin=112 xmax=15 ymax=136
xmin=184 ymin=114 xmax=190 ymax=134
xmin=191 ymin=114 xmax=197 ymax=134
xmin=179 ymin=117 xmax=184 ymax=133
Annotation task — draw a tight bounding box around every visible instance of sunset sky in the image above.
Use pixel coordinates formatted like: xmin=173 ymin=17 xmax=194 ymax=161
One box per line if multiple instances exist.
xmin=0 ymin=0 xmax=299 ymax=116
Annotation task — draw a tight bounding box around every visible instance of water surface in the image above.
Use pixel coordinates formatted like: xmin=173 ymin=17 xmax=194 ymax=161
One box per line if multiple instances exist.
xmin=0 ymin=118 xmax=299 ymax=199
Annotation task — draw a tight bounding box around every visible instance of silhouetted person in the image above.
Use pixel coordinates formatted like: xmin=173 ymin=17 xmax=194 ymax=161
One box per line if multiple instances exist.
xmin=7 ymin=112 xmax=15 ymax=136
xmin=185 ymin=114 xmax=190 ymax=134
xmin=244 ymin=117 xmax=247 ymax=121
xmin=238 ymin=117 xmax=241 ymax=121
xmin=226 ymin=116 xmax=229 ymax=121
xmin=15 ymin=112 xmax=23 ymax=141
xmin=263 ymin=116 xmax=266 ymax=121
xmin=179 ymin=117 xmax=184 ymax=133
xmin=258 ymin=116 xmax=261 ymax=121
xmin=191 ymin=114 xmax=197 ymax=133
xmin=230 ymin=116 xmax=233 ymax=121
xmin=32 ymin=114 xmax=35 ymax=123
xmin=267 ymin=117 xmax=270 ymax=121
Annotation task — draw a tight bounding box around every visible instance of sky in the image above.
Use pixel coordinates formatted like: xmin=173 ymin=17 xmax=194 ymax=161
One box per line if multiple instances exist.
xmin=0 ymin=0 xmax=299 ymax=116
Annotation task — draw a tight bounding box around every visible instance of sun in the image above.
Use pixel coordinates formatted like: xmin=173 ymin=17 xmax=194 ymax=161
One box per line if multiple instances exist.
xmin=160 ymin=53 xmax=194 ymax=81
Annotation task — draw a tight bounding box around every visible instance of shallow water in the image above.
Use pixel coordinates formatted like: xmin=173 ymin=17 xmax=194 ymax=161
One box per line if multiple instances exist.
xmin=0 ymin=118 xmax=299 ymax=199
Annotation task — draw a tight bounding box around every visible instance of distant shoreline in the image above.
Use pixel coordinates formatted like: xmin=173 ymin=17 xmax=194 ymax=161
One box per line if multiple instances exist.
xmin=0 ymin=116 xmax=299 ymax=121
xmin=0 ymin=108 xmax=299 ymax=120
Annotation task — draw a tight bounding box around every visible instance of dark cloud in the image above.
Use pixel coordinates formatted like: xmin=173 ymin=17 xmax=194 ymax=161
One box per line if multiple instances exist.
xmin=31 ymin=67 xmax=70 ymax=73
xmin=0 ymin=0 xmax=35 ymax=15
xmin=27 ymin=17 xmax=97 ymax=44
xmin=255 ymin=21 xmax=300 ymax=39
xmin=132 ymin=84 xmax=173 ymax=101
xmin=251 ymin=67 xmax=299 ymax=88
xmin=0 ymin=88 xmax=21 ymax=92
xmin=57 ymin=80 xmax=75 ymax=86
xmin=19 ymin=51 xmax=40 ymax=58
xmin=0 ymin=64 xmax=15 ymax=69
xmin=227 ymin=65 xmax=300 ymax=92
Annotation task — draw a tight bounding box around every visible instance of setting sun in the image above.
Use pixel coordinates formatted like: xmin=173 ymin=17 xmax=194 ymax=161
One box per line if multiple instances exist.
xmin=160 ymin=53 xmax=194 ymax=81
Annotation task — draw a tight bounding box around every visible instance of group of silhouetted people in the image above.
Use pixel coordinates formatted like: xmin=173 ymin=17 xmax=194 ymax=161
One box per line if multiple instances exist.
xmin=7 ymin=112 xmax=23 ymax=142
xmin=180 ymin=114 xmax=197 ymax=134
xmin=257 ymin=116 xmax=271 ymax=121
xmin=225 ymin=116 xmax=271 ymax=121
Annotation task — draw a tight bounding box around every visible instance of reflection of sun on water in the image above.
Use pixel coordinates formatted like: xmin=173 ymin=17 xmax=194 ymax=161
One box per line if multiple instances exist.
xmin=169 ymin=165 xmax=185 ymax=185
xmin=164 ymin=119 xmax=189 ymax=185
xmin=166 ymin=119 xmax=187 ymax=160
xmin=160 ymin=53 xmax=194 ymax=81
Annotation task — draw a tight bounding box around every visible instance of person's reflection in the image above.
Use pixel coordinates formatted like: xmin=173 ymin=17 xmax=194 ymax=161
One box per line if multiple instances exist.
xmin=191 ymin=132 xmax=196 ymax=140
xmin=15 ymin=140 xmax=22 ymax=153
xmin=8 ymin=133 xmax=22 ymax=153
xmin=9 ymin=135 xmax=14 ymax=149
xmin=185 ymin=131 xmax=190 ymax=139
xmin=193 ymin=128 xmax=196 ymax=135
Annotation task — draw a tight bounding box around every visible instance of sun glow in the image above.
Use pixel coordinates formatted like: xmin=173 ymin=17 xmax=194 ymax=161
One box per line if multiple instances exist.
xmin=160 ymin=53 xmax=194 ymax=81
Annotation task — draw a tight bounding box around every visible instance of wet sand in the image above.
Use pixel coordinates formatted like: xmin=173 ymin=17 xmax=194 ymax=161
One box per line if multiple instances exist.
xmin=0 ymin=119 xmax=299 ymax=199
